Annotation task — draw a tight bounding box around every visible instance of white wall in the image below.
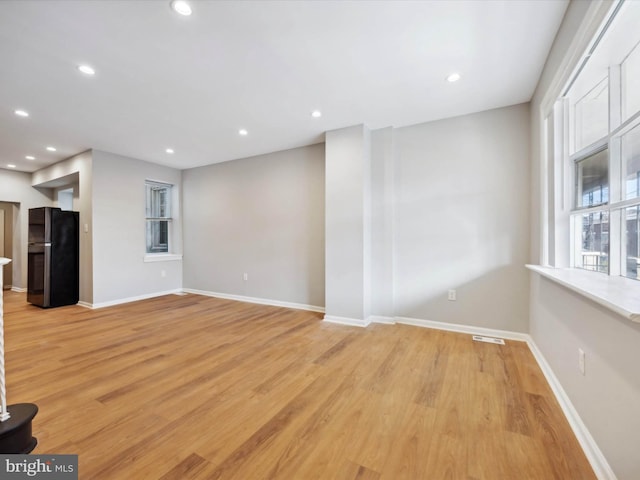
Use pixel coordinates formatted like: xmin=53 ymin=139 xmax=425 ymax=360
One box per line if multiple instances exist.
xmin=371 ymin=127 xmax=394 ymax=319
xmin=325 ymin=126 xmax=372 ymax=321
xmin=182 ymin=144 xmax=325 ymax=309
xmin=393 ymin=103 xmax=531 ymax=332
xmin=529 ymin=1 xmax=640 ymax=478
xmin=0 ymin=168 xmax=53 ymax=289
xmin=91 ymin=150 xmax=183 ymax=306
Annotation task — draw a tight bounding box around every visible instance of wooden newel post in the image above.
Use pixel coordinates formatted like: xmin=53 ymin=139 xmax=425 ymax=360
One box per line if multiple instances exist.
xmin=0 ymin=257 xmax=39 ymax=453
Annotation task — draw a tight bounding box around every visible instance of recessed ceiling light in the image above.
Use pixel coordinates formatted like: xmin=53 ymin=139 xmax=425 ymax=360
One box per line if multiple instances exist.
xmin=166 ymin=148 xmax=174 ymax=154
xmin=46 ymin=146 xmax=57 ymax=152
xmin=238 ymin=129 xmax=248 ymax=136
xmin=7 ymin=164 xmax=16 ymax=169
xmin=25 ymin=155 xmax=35 ymax=160
xmin=77 ymin=65 xmax=96 ymax=76
xmin=446 ymin=73 xmax=461 ymax=83
xmin=311 ymin=110 xmax=322 ymax=118
xmin=14 ymin=109 xmax=29 ymax=117
xmin=171 ymin=0 xmax=192 ymax=16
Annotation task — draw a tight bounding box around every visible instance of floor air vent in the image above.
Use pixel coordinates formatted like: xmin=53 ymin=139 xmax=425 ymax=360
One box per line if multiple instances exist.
xmin=472 ymin=335 xmax=505 ymax=345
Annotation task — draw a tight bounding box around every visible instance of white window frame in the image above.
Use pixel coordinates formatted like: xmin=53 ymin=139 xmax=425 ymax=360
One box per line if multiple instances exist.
xmin=555 ymin=0 xmax=640 ymax=280
xmin=528 ymin=0 xmax=640 ymax=323
xmin=144 ymin=180 xmax=176 ymax=258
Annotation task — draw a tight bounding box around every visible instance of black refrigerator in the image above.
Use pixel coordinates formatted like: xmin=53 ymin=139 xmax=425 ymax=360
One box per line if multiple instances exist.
xmin=27 ymin=207 xmax=79 ymax=308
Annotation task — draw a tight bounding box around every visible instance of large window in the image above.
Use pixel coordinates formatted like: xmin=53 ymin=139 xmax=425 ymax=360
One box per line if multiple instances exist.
xmin=145 ymin=181 xmax=172 ymax=254
xmin=559 ymin=0 xmax=640 ymax=279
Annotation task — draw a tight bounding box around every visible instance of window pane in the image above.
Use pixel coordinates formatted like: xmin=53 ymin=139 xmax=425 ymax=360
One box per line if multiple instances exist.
xmin=146 ymin=220 xmax=169 ymax=253
xmin=623 ymin=206 xmax=640 ymax=279
xmin=623 ymin=124 xmax=640 ymax=199
xmin=579 ymin=211 xmax=609 ymax=273
xmin=574 ymin=77 xmax=608 ymax=152
xmin=145 ymin=181 xmax=172 ymax=255
xmin=623 ymin=41 xmax=640 ymax=121
xmin=575 ymin=149 xmax=608 ymax=208
xmin=145 ymin=183 xmax=171 ymax=218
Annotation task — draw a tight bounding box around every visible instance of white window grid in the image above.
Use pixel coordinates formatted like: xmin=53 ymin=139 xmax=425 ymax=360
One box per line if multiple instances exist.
xmin=145 ymin=180 xmax=173 ymax=254
xmin=567 ymin=74 xmax=640 ymax=277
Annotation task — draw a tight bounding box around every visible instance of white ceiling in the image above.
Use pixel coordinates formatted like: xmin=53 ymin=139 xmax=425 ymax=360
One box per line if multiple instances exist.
xmin=0 ymin=0 xmax=568 ymax=173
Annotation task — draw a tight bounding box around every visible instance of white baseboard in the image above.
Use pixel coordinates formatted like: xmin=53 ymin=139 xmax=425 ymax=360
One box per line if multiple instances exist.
xmin=88 ymin=289 xmax=183 ymax=309
xmin=324 ymin=315 xmax=395 ymax=327
xmin=7 ymin=289 xmax=183 ymax=310
xmin=182 ymin=288 xmax=325 ymax=313
xmin=323 ymin=315 xmax=371 ymax=327
xmin=369 ymin=315 xmax=396 ymax=325
xmin=392 ymin=315 xmax=614 ymax=480
xmin=525 ymin=339 xmax=616 ymax=480
xmin=394 ymin=316 xmax=530 ymax=342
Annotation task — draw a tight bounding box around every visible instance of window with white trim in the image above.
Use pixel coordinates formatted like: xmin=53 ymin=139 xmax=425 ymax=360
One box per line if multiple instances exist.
xmin=145 ymin=181 xmax=172 ymax=254
xmin=555 ymin=0 xmax=640 ymax=279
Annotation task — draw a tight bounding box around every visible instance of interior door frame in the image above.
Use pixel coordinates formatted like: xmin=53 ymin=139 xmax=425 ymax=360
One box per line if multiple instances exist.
xmin=0 ymin=208 xmax=5 ymax=258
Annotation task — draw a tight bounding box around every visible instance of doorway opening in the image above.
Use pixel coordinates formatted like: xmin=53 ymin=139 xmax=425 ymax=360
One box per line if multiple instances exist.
xmin=58 ymin=188 xmax=74 ymax=211
xmin=0 ymin=202 xmax=18 ymax=290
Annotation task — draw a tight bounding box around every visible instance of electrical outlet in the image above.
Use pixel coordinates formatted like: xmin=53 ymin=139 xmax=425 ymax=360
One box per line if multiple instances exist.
xmin=578 ymin=348 xmax=585 ymax=375
xmin=161 ymin=270 xmax=166 ymax=278
xmin=243 ymin=273 xmax=248 ymax=281
xmin=448 ymin=289 xmax=456 ymax=301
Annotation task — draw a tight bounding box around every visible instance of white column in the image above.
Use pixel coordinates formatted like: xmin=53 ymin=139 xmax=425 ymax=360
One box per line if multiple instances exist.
xmin=370 ymin=127 xmax=395 ymax=323
xmin=324 ymin=125 xmax=372 ymax=326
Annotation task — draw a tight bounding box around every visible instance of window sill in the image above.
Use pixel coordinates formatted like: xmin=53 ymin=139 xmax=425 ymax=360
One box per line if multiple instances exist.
xmin=144 ymin=254 xmax=183 ymax=263
xmin=526 ymin=264 xmax=640 ymax=323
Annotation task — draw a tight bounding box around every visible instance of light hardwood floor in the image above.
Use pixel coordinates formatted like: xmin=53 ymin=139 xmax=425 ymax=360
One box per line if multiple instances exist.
xmin=3 ymin=291 xmax=595 ymax=479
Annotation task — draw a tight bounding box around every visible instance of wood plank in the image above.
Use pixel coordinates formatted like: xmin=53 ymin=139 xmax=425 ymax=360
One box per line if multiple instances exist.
xmin=2 ymin=291 xmax=596 ymax=480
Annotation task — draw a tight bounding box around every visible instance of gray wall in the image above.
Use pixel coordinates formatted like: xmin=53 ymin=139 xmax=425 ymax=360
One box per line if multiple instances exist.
xmin=529 ymin=1 xmax=639 ymax=478
xmin=29 ymin=149 xmax=184 ymax=306
xmin=182 ymin=144 xmax=325 ymax=308
xmin=531 ymin=274 xmax=640 ymax=479
xmin=91 ymin=150 xmax=183 ymax=306
xmin=393 ymin=103 xmax=531 ymax=332
xmin=0 ymin=168 xmax=53 ymax=289
xmin=32 ymin=151 xmax=93 ymax=304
